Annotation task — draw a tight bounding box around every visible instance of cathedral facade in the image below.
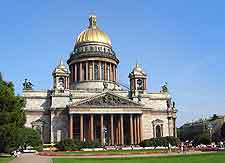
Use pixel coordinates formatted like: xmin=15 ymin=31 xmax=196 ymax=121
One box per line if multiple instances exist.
xmin=23 ymin=15 xmax=177 ymax=145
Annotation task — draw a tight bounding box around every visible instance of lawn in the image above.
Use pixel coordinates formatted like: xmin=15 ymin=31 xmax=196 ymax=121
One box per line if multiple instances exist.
xmin=0 ymin=156 xmax=13 ymax=163
xmin=53 ymin=152 xmax=225 ymax=163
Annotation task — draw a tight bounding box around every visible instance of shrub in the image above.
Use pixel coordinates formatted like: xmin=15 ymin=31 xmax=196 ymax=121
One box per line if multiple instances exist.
xmin=221 ymin=122 xmax=225 ymax=140
xmin=16 ymin=127 xmax=42 ymax=150
xmin=55 ymin=139 xmax=101 ymax=151
xmin=192 ymin=134 xmax=210 ymax=146
xmin=140 ymin=136 xmax=180 ymax=147
xmin=55 ymin=139 xmax=80 ymax=151
xmin=33 ymin=145 xmax=43 ymax=152
xmin=80 ymin=141 xmax=101 ymax=148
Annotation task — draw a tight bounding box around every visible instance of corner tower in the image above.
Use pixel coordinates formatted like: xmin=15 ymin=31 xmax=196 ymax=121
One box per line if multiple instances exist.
xmin=129 ymin=64 xmax=147 ymax=97
xmin=67 ymin=15 xmax=120 ymax=90
xmin=52 ymin=60 xmax=70 ymax=93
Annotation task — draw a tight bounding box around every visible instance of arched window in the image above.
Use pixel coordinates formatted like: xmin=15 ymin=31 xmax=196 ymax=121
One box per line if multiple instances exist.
xmin=94 ymin=63 xmax=99 ymax=80
xmin=88 ymin=62 xmax=92 ymax=80
xmin=101 ymin=62 xmax=105 ymax=80
xmin=82 ymin=63 xmax=86 ymax=80
xmin=58 ymin=77 xmax=65 ymax=92
xmin=58 ymin=77 xmax=64 ymax=86
xmin=77 ymin=64 xmax=80 ymax=81
xmin=90 ymin=46 xmax=94 ymax=51
xmin=152 ymin=119 xmax=164 ymax=138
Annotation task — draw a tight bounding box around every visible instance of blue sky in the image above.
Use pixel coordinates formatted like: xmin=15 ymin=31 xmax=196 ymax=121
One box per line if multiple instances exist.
xmin=1 ymin=0 xmax=225 ymax=126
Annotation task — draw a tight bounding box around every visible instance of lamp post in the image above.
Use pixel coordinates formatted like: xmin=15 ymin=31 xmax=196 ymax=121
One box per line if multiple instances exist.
xmin=208 ymin=123 xmax=213 ymax=143
xmin=103 ymin=127 xmax=108 ymax=145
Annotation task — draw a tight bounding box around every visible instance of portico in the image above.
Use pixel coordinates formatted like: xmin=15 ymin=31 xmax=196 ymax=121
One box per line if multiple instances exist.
xmin=68 ymin=91 xmax=143 ymax=145
xmin=68 ymin=113 xmax=142 ymax=145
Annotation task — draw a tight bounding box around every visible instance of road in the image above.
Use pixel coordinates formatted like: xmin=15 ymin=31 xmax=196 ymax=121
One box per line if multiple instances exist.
xmin=9 ymin=153 xmax=51 ymax=163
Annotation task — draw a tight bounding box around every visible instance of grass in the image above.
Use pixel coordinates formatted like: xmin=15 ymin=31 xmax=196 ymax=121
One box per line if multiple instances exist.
xmin=0 ymin=156 xmax=13 ymax=163
xmin=53 ymin=152 xmax=225 ymax=163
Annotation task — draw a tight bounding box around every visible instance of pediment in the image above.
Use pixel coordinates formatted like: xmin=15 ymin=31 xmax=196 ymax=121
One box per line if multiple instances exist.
xmin=71 ymin=92 xmax=142 ymax=108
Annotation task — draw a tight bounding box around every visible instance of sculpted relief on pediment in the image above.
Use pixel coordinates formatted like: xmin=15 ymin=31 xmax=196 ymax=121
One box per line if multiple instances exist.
xmin=76 ymin=93 xmax=141 ymax=107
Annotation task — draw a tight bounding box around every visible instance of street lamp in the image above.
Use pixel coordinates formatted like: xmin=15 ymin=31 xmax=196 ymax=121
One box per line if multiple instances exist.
xmin=208 ymin=123 xmax=213 ymax=143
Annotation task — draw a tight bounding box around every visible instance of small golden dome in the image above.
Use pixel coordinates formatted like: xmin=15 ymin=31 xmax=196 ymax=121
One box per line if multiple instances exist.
xmin=53 ymin=60 xmax=69 ymax=74
xmin=75 ymin=15 xmax=112 ymax=46
xmin=132 ymin=64 xmax=146 ymax=76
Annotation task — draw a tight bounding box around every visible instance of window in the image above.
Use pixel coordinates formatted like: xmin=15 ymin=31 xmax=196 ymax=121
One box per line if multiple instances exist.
xmin=156 ymin=125 xmax=162 ymax=138
xmin=77 ymin=64 xmax=80 ymax=81
xmin=82 ymin=63 xmax=85 ymax=80
xmin=98 ymin=47 xmax=102 ymax=51
xmin=101 ymin=62 xmax=105 ymax=80
xmin=94 ymin=63 xmax=99 ymax=80
xmin=107 ymin=64 xmax=110 ymax=81
xmin=88 ymin=62 xmax=92 ymax=80
xmin=90 ymin=46 xmax=94 ymax=51
xmin=58 ymin=77 xmax=65 ymax=91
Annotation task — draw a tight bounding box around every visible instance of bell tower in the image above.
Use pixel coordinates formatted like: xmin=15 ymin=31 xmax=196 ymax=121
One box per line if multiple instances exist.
xmin=52 ymin=60 xmax=70 ymax=93
xmin=129 ymin=64 xmax=147 ymax=98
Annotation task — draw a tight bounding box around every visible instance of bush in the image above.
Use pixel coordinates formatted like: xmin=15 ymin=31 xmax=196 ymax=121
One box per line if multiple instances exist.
xmin=221 ymin=123 xmax=225 ymax=140
xmin=55 ymin=139 xmax=101 ymax=151
xmin=16 ymin=128 xmax=42 ymax=150
xmin=81 ymin=141 xmax=101 ymax=148
xmin=140 ymin=136 xmax=180 ymax=147
xmin=192 ymin=134 xmax=210 ymax=146
xmin=33 ymin=145 xmax=43 ymax=152
xmin=55 ymin=139 xmax=79 ymax=151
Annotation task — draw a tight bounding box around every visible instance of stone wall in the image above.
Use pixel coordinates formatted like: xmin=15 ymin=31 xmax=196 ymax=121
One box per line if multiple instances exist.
xmin=51 ymin=109 xmax=69 ymax=142
xmin=25 ymin=111 xmax=51 ymax=143
xmin=142 ymin=111 xmax=170 ymax=140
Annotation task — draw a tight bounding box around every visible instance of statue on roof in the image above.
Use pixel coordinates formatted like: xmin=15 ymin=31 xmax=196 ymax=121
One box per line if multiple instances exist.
xmin=23 ymin=79 xmax=33 ymax=90
xmin=172 ymin=101 xmax=176 ymax=110
xmin=161 ymin=81 xmax=168 ymax=93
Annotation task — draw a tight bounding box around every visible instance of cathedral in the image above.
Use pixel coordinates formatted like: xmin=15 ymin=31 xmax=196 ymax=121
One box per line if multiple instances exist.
xmin=23 ymin=15 xmax=177 ymax=145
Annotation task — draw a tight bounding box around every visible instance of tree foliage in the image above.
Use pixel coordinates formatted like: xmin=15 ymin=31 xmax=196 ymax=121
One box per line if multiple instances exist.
xmin=17 ymin=128 xmax=42 ymax=149
xmin=192 ymin=134 xmax=211 ymax=146
xmin=140 ymin=136 xmax=181 ymax=147
xmin=221 ymin=122 xmax=225 ymax=140
xmin=0 ymin=76 xmax=26 ymax=152
xmin=55 ymin=139 xmax=101 ymax=151
xmin=0 ymin=72 xmax=2 ymax=81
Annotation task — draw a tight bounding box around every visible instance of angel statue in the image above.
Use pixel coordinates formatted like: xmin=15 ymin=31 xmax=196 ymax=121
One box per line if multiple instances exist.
xmin=161 ymin=81 xmax=168 ymax=93
xmin=23 ymin=79 xmax=33 ymax=90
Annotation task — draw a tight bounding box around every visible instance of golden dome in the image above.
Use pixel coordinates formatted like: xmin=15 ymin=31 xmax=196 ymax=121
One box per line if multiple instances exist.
xmin=75 ymin=15 xmax=112 ymax=46
xmin=53 ymin=60 xmax=69 ymax=74
xmin=131 ymin=64 xmax=146 ymax=76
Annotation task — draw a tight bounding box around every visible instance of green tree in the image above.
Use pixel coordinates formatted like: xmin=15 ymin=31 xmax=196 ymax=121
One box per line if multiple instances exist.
xmin=0 ymin=76 xmax=26 ymax=152
xmin=192 ymin=134 xmax=211 ymax=146
xmin=0 ymin=72 xmax=2 ymax=81
xmin=221 ymin=122 xmax=225 ymax=140
xmin=17 ymin=128 xmax=42 ymax=149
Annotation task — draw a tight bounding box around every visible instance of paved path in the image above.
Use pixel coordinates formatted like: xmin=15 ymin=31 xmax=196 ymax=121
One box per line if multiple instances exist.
xmin=9 ymin=153 xmax=51 ymax=163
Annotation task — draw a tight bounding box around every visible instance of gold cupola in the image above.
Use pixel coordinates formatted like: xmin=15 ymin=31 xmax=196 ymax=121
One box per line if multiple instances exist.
xmin=67 ymin=15 xmax=120 ymax=91
xmin=75 ymin=15 xmax=112 ymax=47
